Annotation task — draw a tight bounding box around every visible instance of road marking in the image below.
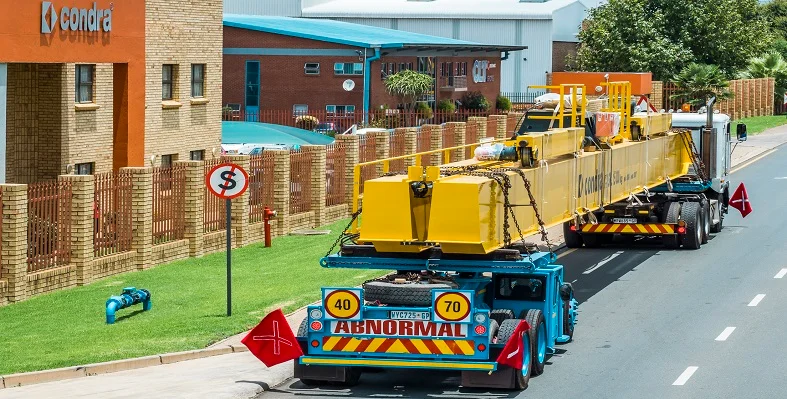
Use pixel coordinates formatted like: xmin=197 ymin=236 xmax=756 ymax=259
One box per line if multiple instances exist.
xmin=775 ymin=269 xmax=787 ymax=279
xmin=672 ymin=367 xmax=698 ymax=386
xmin=583 ymin=251 xmax=624 ymax=274
xmin=715 ymin=327 xmax=736 ymax=341
xmin=748 ymin=294 xmax=766 ymax=307
xmin=731 ymin=148 xmax=778 ymax=174
xmin=775 ymin=177 xmax=787 ymax=180
xmin=558 ymin=248 xmax=578 ymax=259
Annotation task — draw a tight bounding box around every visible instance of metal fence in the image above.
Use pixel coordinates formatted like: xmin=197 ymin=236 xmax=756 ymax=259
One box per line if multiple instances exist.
xmin=442 ymin=124 xmax=456 ymax=152
xmin=290 ymin=150 xmax=313 ymax=214
xmin=94 ymin=172 xmax=133 ymax=258
xmin=325 ymin=143 xmax=347 ymax=207
xmin=466 ymin=120 xmax=479 ymax=159
xmin=486 ymin=118 xmax=498 ymax=138
xmin=501 ymin=91 xmax=545 ymax=104
xmin=416 ymin=128 xmax=432 ymax=166
xmin=204 ymin=159 xmax=226 ymax=233
xmin=358 ymin=135 xmax=377 ymax=194
xmin=249 ymin=152 xmax=276 ymax=223
xmin=152 ymin=165 xmax=185 ymax=244
xmin=27 ymin=180 xmax=72 ymax=273
xmin=388 ymin=130 xmax=407 ymax=174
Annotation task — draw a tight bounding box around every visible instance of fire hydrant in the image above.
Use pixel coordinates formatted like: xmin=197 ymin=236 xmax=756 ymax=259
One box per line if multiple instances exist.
xmin=263 ymin=207 xmax=277 ymax=247
xmin=106 ymin=287 xmax=151 ymax=324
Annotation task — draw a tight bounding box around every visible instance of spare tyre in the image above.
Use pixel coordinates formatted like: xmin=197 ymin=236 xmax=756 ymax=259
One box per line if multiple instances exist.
xmin=363 ymin=280 xmax=456 ymax=307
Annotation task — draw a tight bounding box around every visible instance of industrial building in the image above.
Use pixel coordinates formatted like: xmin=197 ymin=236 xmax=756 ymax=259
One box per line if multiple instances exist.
xmin=0 ymin=0 xmax=223 ymax=184
xmin=224 ymin=0 xmax=595 ymax=92
xmin=222 ymin=15 xmax=525 ymax=121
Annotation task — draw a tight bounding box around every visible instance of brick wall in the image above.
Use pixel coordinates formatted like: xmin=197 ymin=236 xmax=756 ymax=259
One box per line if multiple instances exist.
xmin=552 ymin=42 xmax=578 ymax=73
xmin=67 ymin=64 xmax=115 ymax=174
xmin=144 ymin=0 xmax=224 ymax=166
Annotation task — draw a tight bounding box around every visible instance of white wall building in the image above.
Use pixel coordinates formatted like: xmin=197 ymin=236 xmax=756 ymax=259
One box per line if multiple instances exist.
xmin=224 ymin=0 xmax=594 ymax=93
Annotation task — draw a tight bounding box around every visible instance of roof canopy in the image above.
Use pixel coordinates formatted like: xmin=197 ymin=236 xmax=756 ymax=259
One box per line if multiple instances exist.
xmin=302 ymin=0 xmax=580 ymax=19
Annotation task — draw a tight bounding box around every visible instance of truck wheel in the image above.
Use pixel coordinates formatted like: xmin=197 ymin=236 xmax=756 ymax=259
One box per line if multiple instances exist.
xmin=662 ymin=202 xmax=681 ymax=249
xmin=701 ymin=200 xmax=710 ymax=244
xmin=562 ymin=301 xmax=574 ymax=342
xmin=563 ymin=221 xmax=583 ymax=248
xmin=680 ymin=202 xmax=702 ymax=250
xmin=497 ymin=319 xmax=531 ymax=390
xmin=521 ymin=309 xmax=547 ymax=376
xmin=491 ymin=309 xmax=515 ymax=326
xmin=297 ymin=318 xmax=308 ymax=337
xmin=711 ymin=193 xmax=724 ymax=233
xmin=488 ymin=319 xmax=500 ymax=343
xmin=363 ymin=280 xmax=456 ymax=307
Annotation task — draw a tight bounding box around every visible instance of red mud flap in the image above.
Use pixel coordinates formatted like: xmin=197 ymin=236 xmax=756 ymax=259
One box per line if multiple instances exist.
xmin=462 ymin=366 xmax=517 ymax=389
xmin=580 ymin=223 xmax=679 ymax=235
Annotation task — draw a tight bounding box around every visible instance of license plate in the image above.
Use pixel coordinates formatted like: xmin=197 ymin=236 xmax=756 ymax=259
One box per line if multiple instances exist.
xmin=389 ymin=311 xmax=431 ymax=321
xmin=612 ymin=218 xmax=637 ymax=224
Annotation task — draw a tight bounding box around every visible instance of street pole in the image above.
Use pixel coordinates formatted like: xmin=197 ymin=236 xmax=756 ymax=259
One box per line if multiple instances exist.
xmin=226 ymin=198 xmax=232 ymax=317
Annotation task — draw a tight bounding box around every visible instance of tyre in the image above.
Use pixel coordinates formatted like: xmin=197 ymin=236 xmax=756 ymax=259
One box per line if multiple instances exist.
xmin=497 ymin=319 xmax=531 ymax=390
xmin=488 ymin=319 xmax=500 ymax=343
xmin=701 ymin=200 xmax=710 ymax=244
xmin=363 ymin=280 xmax=456 ymax=307
xmin=297 ymin=318 xmax=308 ymax=337
xmin=680 ymin=202 xmax=702 ymax=250
xmin=562 ymin=301 xmax=574 ymax=342
xmin=711 ymin=194 xmax=724 ymax=233
xmin=491 ymin=309 xmax=515 ymax=326
xmin=520 ymin=309 xmax=547 ymax=376
xmin=563 ymin=221 xmax=583 ymax=248
xmin=662 ymin=202 xmax=681 ymax=249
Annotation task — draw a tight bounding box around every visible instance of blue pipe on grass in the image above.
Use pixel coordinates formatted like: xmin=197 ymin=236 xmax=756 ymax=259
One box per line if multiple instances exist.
xmin=106 ymin=287 xmax=151 ymax=324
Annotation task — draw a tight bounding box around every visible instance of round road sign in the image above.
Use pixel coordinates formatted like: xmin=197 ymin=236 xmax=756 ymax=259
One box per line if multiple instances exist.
xmin=324 ymin=289 xmax=361 ymax=319
xmin=434 ymin=291 xmax=472 ymax=323
xmin=206 ymin=163 xmax=249 ymax=200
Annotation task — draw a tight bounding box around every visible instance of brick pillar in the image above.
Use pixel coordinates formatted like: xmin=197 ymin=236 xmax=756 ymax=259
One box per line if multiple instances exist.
xmin=222 ymin=155 xmax=250 ymax=247
xmin=271 ymin=150 xmax=291 ymax=235
xmin=336 ymin=135 xmax=359 ymax=206
xmin=469 ymin=117 xmax=487 ymax=139
xmin=368 ymin=132 xmax=389 ymax=175
xmin=404 ymin=128 xmax=417 ymax=168
xmin=177 ymin=161 xmax=204 ymax=257
xmin=121 ymin=168 xmax=153 ymax=271
xmin=422 ymin=124 xmax=443 ymax=166
xmin=446 ymin=122 xmax=466 ymax=162
xmin=490 ymin=115 xmax=507 ymax=139
xmin=58 ymin=175 xmax=94 ymax=285
xmin=2 ymin=185 xmax=27 ymax=302
xmin=303 ymin=145 xmax=327 ymax=227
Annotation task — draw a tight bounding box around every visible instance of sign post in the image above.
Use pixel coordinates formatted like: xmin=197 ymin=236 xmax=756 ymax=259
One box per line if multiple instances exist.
xmin=206 ymin=162 xmax=249 ymax=316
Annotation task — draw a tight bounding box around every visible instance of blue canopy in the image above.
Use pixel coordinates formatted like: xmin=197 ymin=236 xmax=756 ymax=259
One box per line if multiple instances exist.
xmin=222 ymin=121 xmax=335 ymax=146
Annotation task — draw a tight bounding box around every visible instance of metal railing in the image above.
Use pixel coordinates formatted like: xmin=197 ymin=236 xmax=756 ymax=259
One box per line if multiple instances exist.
xmin=152 ymin=165 xmax=186 ymax=244
xmin=249 ymin=153 xmax=276 ymax=223
xmin=439 ymin=76 xmax=468 ymax=90
xmin=326 ymin=143 xmax=347 ymax=207
xmin=358 ymin=135 xmax=377 ymax=194
xmin=290 ymin=150 xmax=313 ymax=214
xmin=27 ymin=180 xmax=72 ymax=273
xmin=94 ymin=172 xmax=133 ymax=258
xmin=486 ymin=117 xmax=498 ymax=138
xmin=204 ymin=159 xmax=226 ymax=233
xmin=527 ymin=84 xmax=588 ymax=129
xmin=388 ymin=130 xmax=407 ymax=174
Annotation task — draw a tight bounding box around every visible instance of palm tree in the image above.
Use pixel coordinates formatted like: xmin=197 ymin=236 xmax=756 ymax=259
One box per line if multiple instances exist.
xmin=670 ymin=63 xmax=733 ymax=106
xmin=738 ymin=51 xmax=787 ymax=101
xmin=384 ymin=70 xmax=434 ymax=111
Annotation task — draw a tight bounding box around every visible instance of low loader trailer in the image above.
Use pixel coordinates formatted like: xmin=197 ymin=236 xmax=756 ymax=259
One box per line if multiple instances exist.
xmin=294 ymin=82 xmax=746 ymax=390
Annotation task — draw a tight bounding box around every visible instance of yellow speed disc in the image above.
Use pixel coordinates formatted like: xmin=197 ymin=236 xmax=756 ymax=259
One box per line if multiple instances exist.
xmin=434 ymin=292 xmax=471 ymax=322
xmin=324 ymin=290 xmax=361 ymax=319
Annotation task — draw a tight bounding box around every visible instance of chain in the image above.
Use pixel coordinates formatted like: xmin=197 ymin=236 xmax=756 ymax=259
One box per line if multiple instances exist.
xmin=325 ymin=207 xmax=363 ymax=257
xmin=678 ymin=130 xmax=708 ymax=182
xmin=499 ymin=167 xmax=555 ymax=254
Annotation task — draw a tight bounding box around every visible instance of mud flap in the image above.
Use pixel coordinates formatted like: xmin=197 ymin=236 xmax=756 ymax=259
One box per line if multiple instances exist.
xmin=294 ymin=362 xmax=351 ymax=383
xmin=461 ymin=366 xmax=516 ymax=389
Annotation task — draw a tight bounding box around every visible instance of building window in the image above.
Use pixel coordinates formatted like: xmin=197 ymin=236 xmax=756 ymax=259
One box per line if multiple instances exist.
xmin=75 ymin=162 xmax=94 ymax=175
xmin=326 ymin=105 xmax=355 ymax=115
xmin=190 ymin=150 xmax=205 ymax=161
xmin=293 ymin=104 xmax=308 ymax=115
xmin=459 ymin=62 xmax=468 ymax=76
xmin=191 ymin=64 xmax=205 ymax=98
xmin=245 ymin=61 xmax=260 ymax=109
xmin=161 ymin=154 xmax=176 ymax=168
xmin=75 ymin=64 xmax=95 ymax=103
xmin=334 ymin=62 xmax=363 ymax=75
xmin=417 ymin=57 xmax=434 ymax=76
xmin=162 ymin=64 xmax=176 ymax=100
xmin=304 ymin=63 xmax=320 ymax=75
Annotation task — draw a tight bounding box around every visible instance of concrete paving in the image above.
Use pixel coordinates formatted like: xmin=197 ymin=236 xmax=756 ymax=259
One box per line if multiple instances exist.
xmin=2 ymin=123 xmax=786 ymax=399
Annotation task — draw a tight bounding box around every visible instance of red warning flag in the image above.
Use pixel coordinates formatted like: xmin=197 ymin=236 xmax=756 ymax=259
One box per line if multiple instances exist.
xmin=729 ymin=182 xmax=752 ymax=218
xmin=241 ymin=309 xmax=303 ymax=368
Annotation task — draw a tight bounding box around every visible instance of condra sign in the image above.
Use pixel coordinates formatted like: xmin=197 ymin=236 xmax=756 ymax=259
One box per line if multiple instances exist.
xmin=41 ymin=1 xmax=113 ymax=34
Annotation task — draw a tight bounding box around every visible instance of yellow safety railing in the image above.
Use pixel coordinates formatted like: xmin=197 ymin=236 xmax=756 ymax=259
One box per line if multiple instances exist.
xmin=601 ymin=81 xmax=632 ymax=138
xmin=350 ymin=139 xmax=507 ymax=233
xmin=527 ymin=84 xmax=587 ymax=128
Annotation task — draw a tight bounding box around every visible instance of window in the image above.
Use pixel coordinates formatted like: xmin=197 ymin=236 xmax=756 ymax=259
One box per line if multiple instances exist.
xmin=191 ymin=64 xmax=205 ymax=98
xmin=494 ymin=275 xmax=547 ymax=302
xmin=75 ymin=64 xmax=95 ymax=103
xmin=326 ymin=105 xmax=356 ymax=115
xmin=161 ymin=154 xmax=176 ymax=168
xmin=458 ymin=62 xmax=468 ymax=76
xmin=417 ymin=57 xmax=434 ymax=76
xmin=190 ymin=150 xmax=205 ymax=161
xmin=304 ymin=63 xmax=320 ymax=75
xmin=75 ymin=162 xmax=94 ymax=175
xmin=293 ymin=104 xmax=308 ymax=115
xmin=334 ymin=62 xmax=363 ymax=75
xmin=245 ymin=61 xmax=260 ymax=108
xmin=162 ymin=64 xmax=176 ymax=100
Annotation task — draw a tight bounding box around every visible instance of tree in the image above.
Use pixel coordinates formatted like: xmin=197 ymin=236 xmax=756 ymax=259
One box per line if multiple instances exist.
xmin=384 ymin=70 xmax=434 ymax=110
xmin=670 ymin=63 xmax=733 ymax=106
xmin=738 ymin=51 xmax=787 ymax=100
xmin=764 ymin=0 xmax=787 ymax=41
xmin=569 ymin=0 xmax=693 ymax=80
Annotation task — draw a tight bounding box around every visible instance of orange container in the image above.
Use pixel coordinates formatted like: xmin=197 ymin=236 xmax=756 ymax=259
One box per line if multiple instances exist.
xmin=551 ymin=72 xmax=653 ymax=96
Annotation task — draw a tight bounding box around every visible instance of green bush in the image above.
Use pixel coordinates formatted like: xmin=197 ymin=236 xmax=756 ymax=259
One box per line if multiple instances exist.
xmin=416 ymin=101 xmax=433 ymax=119
xmin=496 ymin=95 xmax=512 ymax=112
xmin=461 ymin=91 xmax=490 ymax=111
xmin=437 ymin=99 xmax=456 ymax=113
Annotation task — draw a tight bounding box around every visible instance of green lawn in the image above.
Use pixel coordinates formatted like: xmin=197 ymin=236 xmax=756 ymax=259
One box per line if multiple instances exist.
xmin=0 ymin=219 xmax=387 ymax=375
xmin=735 ymin=115 xmax=787 ymax=135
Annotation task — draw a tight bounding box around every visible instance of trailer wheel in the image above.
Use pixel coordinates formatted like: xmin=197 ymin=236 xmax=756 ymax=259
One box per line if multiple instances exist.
xmin=711 ymin=193 xmax=725 ymax=233
xmin=497 ymin=319 xmax=531 ymax=390
xmin=700 ymin=200 xmax=710 ymax=244
xmin=680 ymin=202 xmax=702 ymax=250
xmin=521 ymin=309 xmax=547 ymax=376
xmin=563 ymin=221 xmax=583 ymax=248
xmin=363 ymin=280 xmax=456 ymax=307
xmin=491 ymin=309 xmax=515 ymax=326
xmin=562 ymin=300 xmax=574 ymax=342
xmin=662 ymin=202 xmax=681 ymax=249
xmin=297 ymin=318 xmax=308 ymax=337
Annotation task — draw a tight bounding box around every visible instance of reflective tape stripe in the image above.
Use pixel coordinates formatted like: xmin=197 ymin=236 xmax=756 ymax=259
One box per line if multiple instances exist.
xmin=321 ymin=337 xmax=475 ymax=355
xmin=581 ymin=224 xmax=676 ymax=234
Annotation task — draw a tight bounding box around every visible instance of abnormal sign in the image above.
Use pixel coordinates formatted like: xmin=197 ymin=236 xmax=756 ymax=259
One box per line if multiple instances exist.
xmin=41 ymin=1 xmax=114 ymax=34
xmin=206 ymin=163 xmax=249 ymax=200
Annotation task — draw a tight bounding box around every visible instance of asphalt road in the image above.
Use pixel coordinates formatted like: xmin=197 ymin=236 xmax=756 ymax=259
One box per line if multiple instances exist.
xmin=259 ymin=147 xmax=785 ymax=399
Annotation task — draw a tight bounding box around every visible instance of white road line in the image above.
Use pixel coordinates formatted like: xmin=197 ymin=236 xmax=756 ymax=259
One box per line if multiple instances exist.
xmin=775 ymin=269 xmax=787 ymax=279
xmin=582 ymin=251 xmax=624 ymax=274
xmin=715 ymin=327 xmax=736 ymax=341
xmin=748 ymin=294 xmax=766 ymax=307
xmin=672 ymin=367 xmax=698 ymax=386
xmin=775 ymin=177 xmax=787 ymax=180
